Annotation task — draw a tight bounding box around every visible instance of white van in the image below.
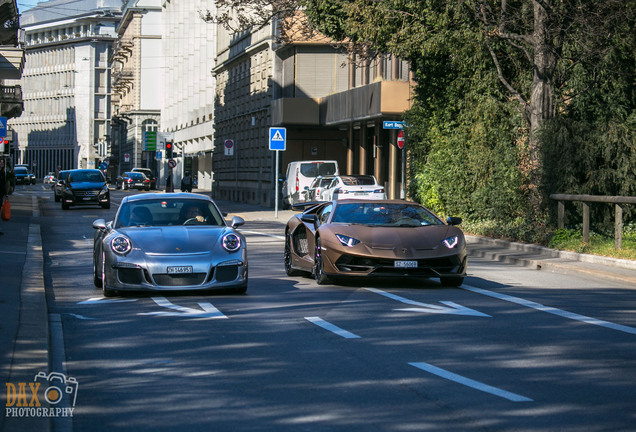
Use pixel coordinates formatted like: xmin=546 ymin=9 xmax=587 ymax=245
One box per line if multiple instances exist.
xmin=282 ymin=160 xmax=339 ymax=208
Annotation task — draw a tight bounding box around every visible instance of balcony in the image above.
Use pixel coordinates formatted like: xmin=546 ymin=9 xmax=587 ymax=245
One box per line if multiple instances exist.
xmin=0 ymin=45 xmax=24 ymax=79
xmin=0 ymin=84 xmax=23 ymax=118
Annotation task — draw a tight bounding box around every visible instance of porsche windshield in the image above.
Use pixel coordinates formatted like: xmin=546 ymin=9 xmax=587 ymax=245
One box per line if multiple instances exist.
xmin=115 ymin=199 xmax=225 ymax=228
xmin=331 ymin=203 xmax=442 ymax=227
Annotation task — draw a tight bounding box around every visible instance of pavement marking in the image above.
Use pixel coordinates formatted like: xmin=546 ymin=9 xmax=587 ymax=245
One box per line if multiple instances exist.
xmin=365 ymin=287 xmax=490 ymax=317
xmin=138 ymin=296 xmax=227 ymax=319
xmin=462 ymin=284 xmax=636 ymax=335
xmin=305 ymin=316 xmax=361 ymax=339
xmin=409 ymin=362 xmax=533 ymax=402
xmin=78 ymin=297 xmax=138 ymax=304
xmin=239 ymin=229 xmax=285 ymax=240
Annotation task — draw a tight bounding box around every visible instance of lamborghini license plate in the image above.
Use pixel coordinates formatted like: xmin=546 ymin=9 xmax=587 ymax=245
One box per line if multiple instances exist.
xmin=395 ymin=260 xmax=417 ymax=268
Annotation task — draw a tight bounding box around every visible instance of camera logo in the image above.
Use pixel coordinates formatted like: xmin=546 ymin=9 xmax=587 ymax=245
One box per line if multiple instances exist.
xmin=5 ymin=371 xmax=78 ymax=418
xmin=34 ymin=372 xmax=79 ymax=407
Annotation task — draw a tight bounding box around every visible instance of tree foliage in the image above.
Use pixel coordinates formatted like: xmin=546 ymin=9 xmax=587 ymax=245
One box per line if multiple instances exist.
xmin=208 ymin=0 xmax=635 ymax=242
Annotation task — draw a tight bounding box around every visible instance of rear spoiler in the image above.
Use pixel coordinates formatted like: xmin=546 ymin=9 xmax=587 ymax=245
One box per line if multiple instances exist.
xmin=291 ymin=201 xmax=324 ymax=211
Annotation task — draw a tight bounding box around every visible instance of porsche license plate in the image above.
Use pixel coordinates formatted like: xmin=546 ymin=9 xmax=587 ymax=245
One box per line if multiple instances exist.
xmin=395 ymin=260 xmax=418 ymax=268
xmin=167 ymin=266 xmax=193 ymax=274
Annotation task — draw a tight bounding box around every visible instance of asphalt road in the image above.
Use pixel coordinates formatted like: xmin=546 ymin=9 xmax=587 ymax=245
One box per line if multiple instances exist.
xmin=7 ymin=186 xmax=636 ymax=431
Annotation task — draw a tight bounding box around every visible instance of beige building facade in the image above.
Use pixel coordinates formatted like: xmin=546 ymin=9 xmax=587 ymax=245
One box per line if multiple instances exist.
xmin=212 ymin=15 xmax=414 ymax=207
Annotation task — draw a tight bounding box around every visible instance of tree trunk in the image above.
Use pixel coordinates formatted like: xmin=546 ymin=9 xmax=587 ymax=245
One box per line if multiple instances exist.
xmin=528 ymin=1 xmax=556 ymax=211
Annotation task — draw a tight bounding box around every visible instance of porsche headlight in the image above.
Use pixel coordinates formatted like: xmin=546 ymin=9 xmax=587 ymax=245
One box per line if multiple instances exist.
xmin=111 ymin=235 xmax=132 ymax=255
xmin=442 ymin=236 xmax=459 ymax=249
xmin=335 ymin=234 xmax=360 ymax=247
xmin=222 ymin=233 xmax=241 ymax=252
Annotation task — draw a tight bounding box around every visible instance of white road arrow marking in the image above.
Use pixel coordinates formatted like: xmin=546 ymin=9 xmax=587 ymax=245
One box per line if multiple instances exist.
xmin=138 ymin=297 xmax=227 ymax=319
xmin=364 ymin=288 xmax=490 ymax=317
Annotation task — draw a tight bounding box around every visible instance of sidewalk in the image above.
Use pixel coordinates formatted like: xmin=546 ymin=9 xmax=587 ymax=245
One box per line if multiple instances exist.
xmin=0 ymin=193 xmax=49 ymax=432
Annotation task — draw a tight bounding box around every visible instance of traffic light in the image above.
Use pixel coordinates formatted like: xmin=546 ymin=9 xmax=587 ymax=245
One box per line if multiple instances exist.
xmin=0 ymin=139 xmax=8 ymax=155
xmin=165 ymin=141 xmax=173 ymax=159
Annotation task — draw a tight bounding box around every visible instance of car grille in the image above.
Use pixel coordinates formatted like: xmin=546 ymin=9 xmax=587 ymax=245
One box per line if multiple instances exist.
xmin=153 ymin=273 xmax=207 ymax=286
xmin=216 ymin=265 xmax=239 ymax=282
xmin=335 ymin=255 xmax=461 ymax=276
xmin=73 ymin=190 xmax=99 ymax=197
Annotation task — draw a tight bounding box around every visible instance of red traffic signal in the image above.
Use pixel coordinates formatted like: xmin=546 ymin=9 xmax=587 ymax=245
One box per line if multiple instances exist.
xmin=165 ymin=141 xmax=173 ymax=158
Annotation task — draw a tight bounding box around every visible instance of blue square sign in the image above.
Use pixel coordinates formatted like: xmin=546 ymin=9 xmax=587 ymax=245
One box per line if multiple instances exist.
xmin=269 ymin=127 xmax=286 ymax=151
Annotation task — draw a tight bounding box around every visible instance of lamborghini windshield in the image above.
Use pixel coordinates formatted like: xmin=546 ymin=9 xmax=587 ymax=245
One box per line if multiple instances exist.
xmin=331 ymin=203 xmax=443 ymax=227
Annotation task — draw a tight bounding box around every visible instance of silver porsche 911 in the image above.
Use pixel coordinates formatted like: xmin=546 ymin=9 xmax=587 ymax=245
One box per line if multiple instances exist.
xmin=92 ymin=193 xmax=248 ymax=297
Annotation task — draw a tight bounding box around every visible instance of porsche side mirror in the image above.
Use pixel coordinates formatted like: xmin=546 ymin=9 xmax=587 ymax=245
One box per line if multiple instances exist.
xmin=92 ymin=219 xmax=107 ymax=230
xmin=230 ymin=216 xmax=245 ymax=228
xmin=447 ymin=216 xmax=462 ymax=226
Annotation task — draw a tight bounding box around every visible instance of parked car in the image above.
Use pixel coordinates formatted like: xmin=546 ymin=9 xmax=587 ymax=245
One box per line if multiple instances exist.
xmin=61 ymin=169 xmax=110 ymax=210
xmin=43 ymin=172 xmax=56 ymax=184
xmin=320 ymin=175 xmax=385 ymax=201
xmin=116 ymin=172 xmax=151 ymax=191
xmin=284 ymin=200 xmax=467 ymax=287
xmin=303 ymin=175 xmax=335 ymax=202
xmin=53 ymin=170 xmax=70 ymax=202
xmin=14 ymin=167 xmax=36 ymax=185
xmin=281 ymin=160 xmax=339 ymax=208
xmin=92 ymin=193 xmax=248 ymax=297
xmin=131 ymin=167 xmax=156 ymax=189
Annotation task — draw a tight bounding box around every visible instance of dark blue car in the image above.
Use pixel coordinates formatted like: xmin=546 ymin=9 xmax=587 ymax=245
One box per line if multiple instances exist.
xmin=61 ymin=169 xmax=110 ymax=210
xmin=14 ymin=167 xmax=36 ymax=185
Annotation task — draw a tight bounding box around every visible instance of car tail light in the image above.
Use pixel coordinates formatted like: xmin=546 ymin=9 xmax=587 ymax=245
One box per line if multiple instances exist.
xmin=295 ymin=167 xmax=299 ymax=192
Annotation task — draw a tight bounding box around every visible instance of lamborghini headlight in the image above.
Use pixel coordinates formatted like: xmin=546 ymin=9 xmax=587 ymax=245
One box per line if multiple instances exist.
xmin=335 ymin=234 xmax=360 ymax=247
xmin=442 ymin=236 xmax=459 ymax=249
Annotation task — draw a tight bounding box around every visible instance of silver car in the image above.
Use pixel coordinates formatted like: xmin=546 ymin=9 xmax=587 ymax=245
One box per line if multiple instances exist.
xmin=92 ymin=193 xmax=248 ymax=297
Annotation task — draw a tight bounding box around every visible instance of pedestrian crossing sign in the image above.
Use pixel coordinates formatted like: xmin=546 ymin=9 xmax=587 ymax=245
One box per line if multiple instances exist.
xmin=269 ymin=127 xmax=286 ymax=151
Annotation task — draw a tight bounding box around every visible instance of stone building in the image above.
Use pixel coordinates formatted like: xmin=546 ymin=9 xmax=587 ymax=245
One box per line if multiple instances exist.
xmin=109 ymin=0 xmax=162 ymax=182
xmin=7 ymin=0 xmax=120 ymax=177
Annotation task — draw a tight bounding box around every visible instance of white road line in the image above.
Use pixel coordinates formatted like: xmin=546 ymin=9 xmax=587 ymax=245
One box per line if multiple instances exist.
xmin=463 ymin=284 xmax=636 ymax=335
xmin=409 ymin=362 xmax=533 ymax=402
xmin=239 ymin=229 xmax=285 ymax=240
xmin=305 ymin=316 xmax=360 ymax=339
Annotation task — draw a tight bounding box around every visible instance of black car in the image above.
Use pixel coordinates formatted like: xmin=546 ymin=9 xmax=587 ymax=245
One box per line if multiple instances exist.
xmin=14 ymin=167 xmax=36 ymax=185
xmin=53 ymin=170 xmax=71 ymax=202
xmin=61 ymin=169 xmax=110 ymax=210
xmin=116 ymin=172 xmax=151 ymax=191
xmin=131 ymin=168 xmax=156 ymax=189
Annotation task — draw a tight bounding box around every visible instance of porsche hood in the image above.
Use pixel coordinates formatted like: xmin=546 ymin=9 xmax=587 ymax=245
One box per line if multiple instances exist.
xmin=119 ymin=226 xmax=232 ymax=254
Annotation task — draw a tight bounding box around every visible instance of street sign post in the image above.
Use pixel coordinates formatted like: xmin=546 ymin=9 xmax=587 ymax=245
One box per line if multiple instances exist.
xmin=269 ymin=127 xmax=287 ymax=218
xmin=224 ymin=139 xmax=234 ymax=156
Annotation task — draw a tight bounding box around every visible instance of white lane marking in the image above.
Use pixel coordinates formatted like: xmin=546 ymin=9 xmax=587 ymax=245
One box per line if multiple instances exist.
xmin=462 ymin=284 xmax=636 ymax=335
xmin=66 ymin=313 xmax=96 ymax=320
xmin=409 ymin=362 xmax=533 ymax=402
xmin=239 ymin=230 xmax=285 ymax=240
xmin=365 ymin=287 xmax=490 ymax=317
xmin=305 ymin=316 xmax=361 ymax=339
xmin=138 ymin=296 xmax=227 ymax=319
xmin=78 ymin=297 xmax=138 ymax=304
